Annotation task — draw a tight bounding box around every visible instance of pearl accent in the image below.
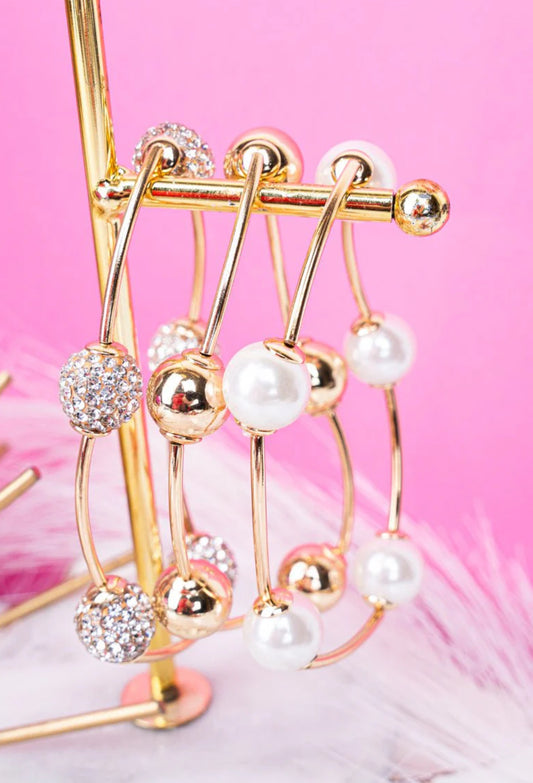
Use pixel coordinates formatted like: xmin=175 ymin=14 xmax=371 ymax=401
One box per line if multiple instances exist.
xmin=243 ymin=594 xmax=322 ymax=671
xmin=353 ymin=536 xmax=423 ymax=607
xmin=316 ymin=140 xmax=396 ymax=189
xmin=344 ymin=315 xmax=416 ymax=387
xmin=223 ymin=342 xmax=311 ymax=432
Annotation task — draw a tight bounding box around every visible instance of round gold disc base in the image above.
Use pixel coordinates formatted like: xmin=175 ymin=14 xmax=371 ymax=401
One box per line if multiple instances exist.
xmin=121 ymin=668 xmax=212 ymax=730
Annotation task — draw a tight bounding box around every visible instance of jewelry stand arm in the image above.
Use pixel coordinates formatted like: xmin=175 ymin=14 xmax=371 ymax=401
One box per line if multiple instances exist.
xmin=65 ymin=0 xmax=176 ymax=702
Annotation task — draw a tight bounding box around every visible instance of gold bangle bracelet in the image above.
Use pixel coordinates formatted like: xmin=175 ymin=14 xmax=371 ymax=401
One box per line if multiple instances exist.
xmin=61 ymin=125 xmax=222 ymax=664
xmin=263 ymin=199 xmax=355 ymax=608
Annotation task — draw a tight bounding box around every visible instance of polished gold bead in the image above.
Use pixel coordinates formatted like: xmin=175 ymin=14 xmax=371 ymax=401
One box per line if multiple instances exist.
xmin=224 ymin=127 xmax=303 ymax=183
xmin=329 ymin=150 xmax=374 ymax=187
xmin=300 ymin=339 xmax=348 ymax=415
xmin=278 ymin=543 xmax=347 ymax=612
xmin=153 ymin=560 xmax=232 ymax=640
xmin=394 ymin=179 xmax=450 ymax=236
xmin=146 ymin=350 xmax=227 ymax=443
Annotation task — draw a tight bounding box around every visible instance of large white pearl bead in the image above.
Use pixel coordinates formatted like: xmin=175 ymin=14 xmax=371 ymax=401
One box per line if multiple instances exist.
xmin=316 ymin=140 xmax=397 ymax=189
xmin=243 ymin=593 xmax=322 ymax=671
xmin=223 ymin=342 xmax=311 ymax=432
xmin=344 ymin=315 xmax=416 ymax=387
xmin=353 ymin=536 xmax=423 ymax=607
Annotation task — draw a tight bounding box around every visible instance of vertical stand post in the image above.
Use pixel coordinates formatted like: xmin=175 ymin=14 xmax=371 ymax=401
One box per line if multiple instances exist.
xmin=64 ymin=0 xmax=177 ymax=705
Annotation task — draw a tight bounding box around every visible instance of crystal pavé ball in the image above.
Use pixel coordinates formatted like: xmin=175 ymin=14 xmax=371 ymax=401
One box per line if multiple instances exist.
xmin=132 ymin=122 xmax=215 ymax=179
xmin=148 ymin=319 xmax=205 ymax=372
xmin=186 ymin=533 xmax=237 ymax=585
xmin=59 ymin=342 xmax=143 ymax=435
xmin=74 ymin=577 xmax=155 ymax=663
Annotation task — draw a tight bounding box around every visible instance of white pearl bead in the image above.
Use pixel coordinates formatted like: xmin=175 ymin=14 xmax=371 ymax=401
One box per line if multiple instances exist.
xmin=223 ymin=342 xmax=310 ymax=432
xmin=243 ymin=594 xmax=322 ymax=671
xmin=316 ymin=140 xmax=397 ymax=189
xmin=344 ymin=315 xmax=416 ymax=387
xmin=353 ymin=536 xmax=423 ymax=606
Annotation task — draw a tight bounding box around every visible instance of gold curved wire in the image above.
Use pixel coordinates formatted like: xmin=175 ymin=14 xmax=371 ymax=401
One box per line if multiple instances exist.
xmin=326 ymin=409 xmax=355 ymax=554
xmin=341 ymin=221 xmax=371 ymax=321
xmin=169 ymin=443 xmax=192 ymax=579
xmin=200 ymin=150 xmax=264 ymax=357
xmin=384 ymin=386 xmax=402 ymax=534
xmin=250 ymin=435 xmax=274 ymax=605
xmin=306 ymin=607 xmax=385 ymax=668
xmin=75 ymin=436 xmax=106 ymax=588
xmin=189 ymin=211 xmax=206 ymax=324
xmin=134 ymin=611 xmax=247 ymax=661
xmin=99 ymin=140 xmax=167 ymax=345
xmin=135 ymin=638 xmax=194 ymax=663
xmin=341 ymin=210 xmax=403 ymax=534
xmin=99 ymin=141 xmax=209 ymax=346
xmin=265 ymin=213 xmax=290 ymax=326
xmin=284 ymin=158 xmax=361 ymax=346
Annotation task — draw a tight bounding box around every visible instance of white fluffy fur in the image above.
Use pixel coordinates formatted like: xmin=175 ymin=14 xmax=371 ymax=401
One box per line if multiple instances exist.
xmin=0 ymin=342 xmax=531 ymax=782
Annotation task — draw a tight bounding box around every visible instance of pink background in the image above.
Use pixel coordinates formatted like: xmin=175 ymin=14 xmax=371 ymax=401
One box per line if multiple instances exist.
xmin=1 ymin=3 xmax=531 ymax=570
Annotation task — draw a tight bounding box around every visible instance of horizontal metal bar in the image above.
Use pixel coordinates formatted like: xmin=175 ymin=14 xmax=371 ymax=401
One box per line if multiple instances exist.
xmin=95 ymin=175 xmax=393 ymax=222
xmin=0 ymin=551 xmax=133 ymax=629
xmin=0 ymin=701 xmax=160 ymax=744
xmin=0 ymin=468 xmax=40 ymax=512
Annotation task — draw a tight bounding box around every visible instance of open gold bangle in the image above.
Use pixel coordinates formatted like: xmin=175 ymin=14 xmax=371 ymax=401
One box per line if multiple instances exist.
xmin=160 ymin=151 xmax=264 ymax=578
xmin=243 ymin=163 xmax=362 ymax=613
xmin=265 ymin=212 xmax=355 ymax=556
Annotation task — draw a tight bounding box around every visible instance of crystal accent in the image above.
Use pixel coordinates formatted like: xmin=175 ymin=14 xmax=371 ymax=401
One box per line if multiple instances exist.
xmin=147 ymin=319 xmax=205 ymax=372
xmin=74 ymin=579 xmax=155 ymax=663
xmin=132 ymin=122 xmax=215 ymax=179
xmin=59 ymin=344 xmax=143 ymax=435
xmin=186 ymin=533 xmax=237 ymax=585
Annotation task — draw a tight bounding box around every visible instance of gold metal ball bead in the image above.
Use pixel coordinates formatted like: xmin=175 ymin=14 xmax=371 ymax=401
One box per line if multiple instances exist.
xmin=394 ymin=179 xmax=450 ymax=236
xmin=224 ymin=127 xmax=303 ymax=183
xmin=146 ymin=351 xmax=227 ymax=443
xmin=153 ymin=560 xmax=232 ymax=640
xmin=300 ymin=339 xmax=348 ymax=415
xmin=278 ymin=543 xmax=347 ymax=612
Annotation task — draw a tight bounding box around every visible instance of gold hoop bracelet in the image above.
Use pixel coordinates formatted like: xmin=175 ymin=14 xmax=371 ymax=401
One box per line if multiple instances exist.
xmin=60 ymin=123 xmax=217 ymax=663
xmin=145 ymin=130 xmax=307 ymax=646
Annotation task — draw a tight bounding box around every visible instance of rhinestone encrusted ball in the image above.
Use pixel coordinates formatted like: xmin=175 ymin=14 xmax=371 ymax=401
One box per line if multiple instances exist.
xmin=148 ymin=319 xmax=206 ymax=372
xmin=186 ymin=533 xmax=237 ymax=585
xmin=59 ymin=343 xmax=143 ymax=435
xmin=132 ymin=122 xmax=215 ymax=178
xmin=74 ymin=578 xmax=155 ymax=663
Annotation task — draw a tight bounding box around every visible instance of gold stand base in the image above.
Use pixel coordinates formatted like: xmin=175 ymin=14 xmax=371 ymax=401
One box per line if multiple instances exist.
xmin=121 ymin=669 xmax=212 ymax=730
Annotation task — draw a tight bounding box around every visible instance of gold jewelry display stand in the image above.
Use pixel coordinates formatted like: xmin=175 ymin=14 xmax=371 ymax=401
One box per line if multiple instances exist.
xmin=0 ymin=0 xmax=448 ymax=744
